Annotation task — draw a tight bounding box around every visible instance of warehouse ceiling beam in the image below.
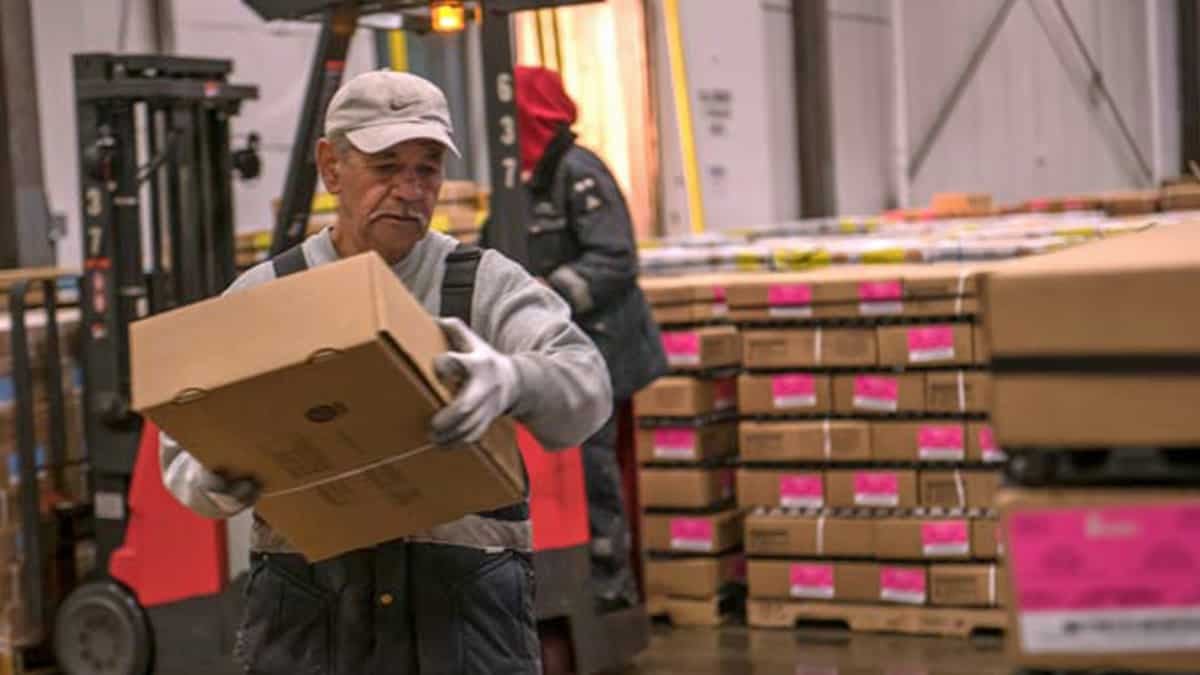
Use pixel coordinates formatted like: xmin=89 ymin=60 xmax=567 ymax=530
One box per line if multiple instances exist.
xmin=907 ymin=0 xmax=1016 ymax=182
xmin=0 ymin=0 xmax=56 ymax=267
xmin=794 ymin=0 xmax=838 ymax=217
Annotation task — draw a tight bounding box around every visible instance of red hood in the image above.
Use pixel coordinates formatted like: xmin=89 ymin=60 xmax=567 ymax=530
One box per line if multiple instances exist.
xmin=515 ymin=66 xmax=578 ymax=172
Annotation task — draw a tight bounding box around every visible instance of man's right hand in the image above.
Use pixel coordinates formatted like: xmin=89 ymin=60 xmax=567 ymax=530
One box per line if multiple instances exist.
xmin=197 ymin=468 xmax=262 ymax=510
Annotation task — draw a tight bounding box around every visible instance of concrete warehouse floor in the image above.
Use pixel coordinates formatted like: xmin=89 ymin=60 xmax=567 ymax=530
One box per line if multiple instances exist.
xmin=630 ymin=625 xmax=1009 ymax=674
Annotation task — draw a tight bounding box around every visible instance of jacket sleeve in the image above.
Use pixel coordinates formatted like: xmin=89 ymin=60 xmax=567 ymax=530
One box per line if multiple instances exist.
xmin=545 ymin=159 xmax=639 ymax=316
xmin=473 ymin=250 xmax=613 ymax=450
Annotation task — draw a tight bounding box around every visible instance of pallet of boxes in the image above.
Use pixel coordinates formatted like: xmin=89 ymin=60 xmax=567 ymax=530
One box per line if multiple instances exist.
xmin=725 ymin=264 xmax=1008 ymax=638
xmin=983 ymin=221 xmax=1200 ymax=673
xmin=635 ymin=275 xmax=745 ymax=627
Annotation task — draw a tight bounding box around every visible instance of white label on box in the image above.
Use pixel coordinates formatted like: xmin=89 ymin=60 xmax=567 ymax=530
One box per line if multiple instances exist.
xmin=859 ymin=301 xmax=904 ymax=316
xmin=1020 ymin=607 xmax=1200 ymax=654
xmin=712 ymin=302 xmax=729 ymax=317
xmin=769 ymin=305 xmax=814 ymax=319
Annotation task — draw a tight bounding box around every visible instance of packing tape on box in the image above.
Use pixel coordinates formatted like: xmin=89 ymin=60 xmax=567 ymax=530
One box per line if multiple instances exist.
xmin=954 ymin=268 xmax=969 ymax=316
xmin=954 ymin=469 xmax=966 ymax=509
xmin=816 ymin=514 xmax=826 ymax=556
xmin=814 ymin=326 xmax=823 ymax=366
xmin=956 ymin=370 xmax=967 ymax=413
xmin=262 ymin=443 xmax=438 ymax=499
xmin=988 ymin=564 xmax=997 ymax=606
xmin=822 ymin=418 xmax=832 ymax=461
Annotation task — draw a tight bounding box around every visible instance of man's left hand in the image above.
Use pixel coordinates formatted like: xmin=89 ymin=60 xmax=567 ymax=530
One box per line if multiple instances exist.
xmin=430 ymin=318 xmax=520 ymax=445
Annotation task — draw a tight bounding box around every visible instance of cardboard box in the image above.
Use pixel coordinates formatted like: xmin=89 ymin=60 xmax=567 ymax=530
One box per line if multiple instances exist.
xmin=925 ymin=371 xmax=991 ymax=415
xmin=973 ymin=322 xmax=990 ymax=364
xmin=652 ymin=301 xmax=728 ymax=326
xmin=833 ymin=373 xmax=925 ymax=415
xmin=981 ymin=224 xmax=1200 ymax=358
xmin=877 ymin=323 xmax=973 ymax=368
xmin=641 ymin=274 xmax=728 ymax=306
xmin=640 ymin=467 xmax=735 ymax=509
xmin=873 ymin=517 xmax=972 ymax=560
xmin=646 ymin=593 xmax=737 ymax=627
xmin=739 ymin=420 xmax=872 ymax=463
xmin=633 ymin=376 xmax=737 ymax=418
xmin=660 ymin=326 xmax=741 ymax=370
xmin=737 ymin=469 xmax=824 ymax=509
xmin=1100 ymin=190 xmax=1158 ymax=216
xmin=906 ymin=296 xmax=979 ymax=318
xmin=644 ymin=553 xmax=744 ymax=598
xmin=992 ymin=372 xmax=1200 ymax=447
xmin=130 ymin=252 xmax=524 ymax=561
xmin=932 ymin=192 xmax=992 ymax=216
xmin=930 ymin=564 xmax=1001 ymax=607
xmin=743 ymin=512 xmax=875 ymax=558
xmin=878 ymin=564 xmax=928 ymax=605
xmin=901 ymin=264 xmax=984 ymax=299
xmin=642 ymin=509 xmax=744 ymax=554
xmin=747 ymin=560 xmax=880 ymax=603
xmin=736 ymin=373 xmax=832 ymax=415
xmin=966 ymin=422 xmax=1007 ymax=465
xmin=872 ymin=421 xmax=966 ymax=463
xmin=826 ymin=469 xmax=919 ymax=508
xmin=741 ymin=328 xmax=877 ymax=369
xmin=998 ymin=487 xmax=1200 ymax=671
xmin=635 ymin=422 xmax=738 ymax=464
xmin=725 ymin=267 xmax=904 ymax=307
xmin=971 ymin=518 xmax=1001 ymax=560
xmin=920 ymin=469 xmax=1001 ymax=509
xmin=1161 ymin=182 xmax=1200 ymax=211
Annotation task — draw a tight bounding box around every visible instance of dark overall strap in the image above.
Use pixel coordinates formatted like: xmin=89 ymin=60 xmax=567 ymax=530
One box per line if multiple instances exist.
xmin=441 ymin=245 xmax=531 ymax=523
xmin=271 ymin=243 xmax=309 ymax=278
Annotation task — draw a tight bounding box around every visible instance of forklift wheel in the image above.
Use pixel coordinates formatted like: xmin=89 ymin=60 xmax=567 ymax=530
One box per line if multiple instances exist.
xmin=53 ymin=580 xmax=152 ymax=675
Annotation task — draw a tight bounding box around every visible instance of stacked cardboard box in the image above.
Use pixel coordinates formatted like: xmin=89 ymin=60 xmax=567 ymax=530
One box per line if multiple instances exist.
xmin=721 ymin=264 xmax=1006 ymax=635
xmin=983 ymin=223 xmax=1200 ymax=671
xmin=636 ymin=276 xmax=746 ymax=626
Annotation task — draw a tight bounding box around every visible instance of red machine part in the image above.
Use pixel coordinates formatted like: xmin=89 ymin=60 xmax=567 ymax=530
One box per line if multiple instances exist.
xmin=108 ymin=422 xmax=228 ymax=607
xmin=517 ymin=425 xmax=590 ymax=551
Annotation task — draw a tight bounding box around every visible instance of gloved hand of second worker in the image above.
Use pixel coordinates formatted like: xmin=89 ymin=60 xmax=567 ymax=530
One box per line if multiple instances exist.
xmin=431 ymin=317 xmax=520 ymax=446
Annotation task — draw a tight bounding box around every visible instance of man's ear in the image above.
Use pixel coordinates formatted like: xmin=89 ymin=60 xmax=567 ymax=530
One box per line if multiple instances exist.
xmin=316 ymin=138 xmax=342 ymax=194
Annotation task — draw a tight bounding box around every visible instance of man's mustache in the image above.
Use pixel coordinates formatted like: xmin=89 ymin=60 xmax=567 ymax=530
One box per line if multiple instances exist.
xmin=369 ymin=209 xmax=428 ymax=227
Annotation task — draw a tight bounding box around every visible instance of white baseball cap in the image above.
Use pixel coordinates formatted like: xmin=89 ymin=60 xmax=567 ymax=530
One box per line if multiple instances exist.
xmin=324 ymin=70 xmax=460 ymax=156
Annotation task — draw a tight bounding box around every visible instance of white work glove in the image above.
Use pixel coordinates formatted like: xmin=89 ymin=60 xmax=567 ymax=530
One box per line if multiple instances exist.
xmin=197 ymin=469 xmax=262 ymax=512
xmin=430 ymin=318 xmax=520 ymax=446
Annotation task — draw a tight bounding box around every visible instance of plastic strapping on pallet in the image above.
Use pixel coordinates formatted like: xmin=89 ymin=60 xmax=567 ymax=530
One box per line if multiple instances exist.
xmin=954 ymin=469 xmax=966 ymax=508
xmin=988 ymin=564 xmax=997 ymax=606
xmin=816 ymin=514 xmax=826 ymax=556
xmin=956 ymin=370 xmax=967 ymax=413
xmin=954 ymin=268 xmax=970 ymax=316
xmin=822 ymin=418 xmax=832 ymax=460
xmin=814 ymin=326 xmax=823 ymax=366
xmin=262 ymin=443 xmax=437 ymax=499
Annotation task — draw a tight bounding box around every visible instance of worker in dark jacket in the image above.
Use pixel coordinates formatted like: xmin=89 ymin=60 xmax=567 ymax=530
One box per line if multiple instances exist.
xmin=483 ymin=66 xmax=668 ymax=610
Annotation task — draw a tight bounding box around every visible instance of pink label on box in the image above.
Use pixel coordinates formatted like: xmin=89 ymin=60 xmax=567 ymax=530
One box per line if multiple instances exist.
xmin=779 ymin=474 xmax=825 ymax=508
xmin=712 ymin=285 xmax=727 ymax=303
xmin=979 ymin=426 xmax=1007 ymax=463
xmin=772 ymin=374 xmax=818 ymax=409
xmin=653 ymin=428 xmax=696 ymax=460
xmin=922 ymin=520 xmax=970 ymax=556
xmin=919 ymin=425 xmax=966 ymax=461
xmin=907 ymin=325 xmax=956 ymax=363
xmin=720 ymin=469 xmax=735 ymax=499
xmin=853 ymin=375 xmax=900 ymax=412
xmin=661 ymin=331 xmax=701 ymax=367
xmin=854 ymin=471 xmax=900 ymax=507
xmin=1008 ymin=502 xmax=1200 ymax=654
xmin=669 ymin=518 xmax=715 ymax=552
xmin=713 ymin=379 xmax=737 ymax=410
xmin=880 ymin=567 xmax=927 ymax=604
xmin=859 ymin=280 xmax=903 ymax=302
xmin=790 ymin=563 xmax=835 ymax=600
xmin=767 ymin=283 xmax=813 ymax=307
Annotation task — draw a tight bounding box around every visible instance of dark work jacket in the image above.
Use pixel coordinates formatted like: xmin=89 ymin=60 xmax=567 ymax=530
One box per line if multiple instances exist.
xmin=482 ymin=129 xmax=667 ymax=401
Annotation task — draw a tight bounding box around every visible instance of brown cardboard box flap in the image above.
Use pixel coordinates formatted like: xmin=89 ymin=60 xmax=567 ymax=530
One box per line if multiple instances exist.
xmin=981 ymin=224 xmax=1200 ymax=357
xmin=739 ymin=420 xmax=871 ymax=463
xmin=634 ymin=376 xmax=737 ymax=418
xmin=131 ymin=253 xmax=524 ymax=560
xmin=641 ymin=467 xmax=735 ymax=509
xmin=645 ymin=553 xmax=743 ymax=598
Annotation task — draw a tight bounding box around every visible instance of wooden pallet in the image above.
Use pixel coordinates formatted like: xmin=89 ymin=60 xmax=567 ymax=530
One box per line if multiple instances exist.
xmin=747 ymin=599 xmax=1006 ymax=638
xmin=647 ymin=594 xmax=741 ymax=628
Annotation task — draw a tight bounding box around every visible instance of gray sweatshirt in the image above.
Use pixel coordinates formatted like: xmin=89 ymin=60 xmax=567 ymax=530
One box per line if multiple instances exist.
xmin=160 ymin=228 xmax=613 ymax=553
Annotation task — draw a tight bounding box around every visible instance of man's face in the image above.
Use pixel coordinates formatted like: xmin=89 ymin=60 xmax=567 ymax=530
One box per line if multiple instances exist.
xmin=318 ymin=137 xmax=446 ymax=264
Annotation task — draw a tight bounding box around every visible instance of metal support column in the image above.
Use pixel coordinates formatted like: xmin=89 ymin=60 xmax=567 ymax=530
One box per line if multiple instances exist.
xmin=0 ymin=0 xmax=55 ymax=267
xmin=793 ymin=0 xmax=838 ymax=217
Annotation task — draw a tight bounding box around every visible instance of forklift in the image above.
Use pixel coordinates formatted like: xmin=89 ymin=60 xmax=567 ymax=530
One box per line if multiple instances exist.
xmin=3 ymin=2 xmax=649 ymax=673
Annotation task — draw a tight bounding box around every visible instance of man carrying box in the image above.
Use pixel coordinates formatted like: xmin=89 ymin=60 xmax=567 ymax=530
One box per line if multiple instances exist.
xmin=159 ymin=71 xmax=612 ymax=674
